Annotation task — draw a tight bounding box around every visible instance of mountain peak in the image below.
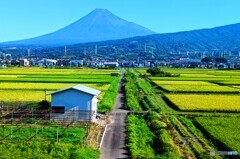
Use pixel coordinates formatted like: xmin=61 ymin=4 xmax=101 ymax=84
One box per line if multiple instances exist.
xmin=1 ymin=9 xmax=155 ymax=46
xmin=92 ymin=8 xmax=110 ymax=13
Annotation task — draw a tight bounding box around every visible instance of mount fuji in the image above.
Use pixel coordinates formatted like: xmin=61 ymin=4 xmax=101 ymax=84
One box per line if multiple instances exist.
xmin=2 ymin=8 xmax=155 ymax=46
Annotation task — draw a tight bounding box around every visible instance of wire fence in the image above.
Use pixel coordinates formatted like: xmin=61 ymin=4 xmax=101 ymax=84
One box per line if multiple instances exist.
xmin=0 ymin=102 xmax=97 ymax=144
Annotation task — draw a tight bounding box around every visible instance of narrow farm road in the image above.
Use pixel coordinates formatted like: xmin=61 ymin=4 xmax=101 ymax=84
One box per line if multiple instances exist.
xmin=100 ymin=69 xmax=129 ymax=159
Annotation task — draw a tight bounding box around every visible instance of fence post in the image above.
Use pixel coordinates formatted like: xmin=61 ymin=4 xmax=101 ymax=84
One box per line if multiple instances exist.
xmin=56 ymin=127 xmax=58 ymax=143
xmin=11 ymin=111 xmax=13 ymax=121
xmin=30 ymin=126 xmax=32 ymax=138
xmin=2 ymin=125 xmax=4 ymax=142
xmin=11 ymin=126 xmax=12 ymax=138
xmin=32 ymin=111 xmax=33 ymax=121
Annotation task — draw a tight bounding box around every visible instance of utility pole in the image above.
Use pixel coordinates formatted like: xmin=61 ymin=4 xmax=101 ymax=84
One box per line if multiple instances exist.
xmin=27 ymin=49 xmax=30 ymax=57
xmin=145 ymin=43 xmax=147 ymax=53
xmin=95 ymin=44 xmax=98 ymax=55
xmin=65 ymin=46 xmax=67 ymax=57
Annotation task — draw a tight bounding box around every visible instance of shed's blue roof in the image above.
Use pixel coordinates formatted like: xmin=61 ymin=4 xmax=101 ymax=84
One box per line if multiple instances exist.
xmin=51 ymin=84 xmax=101 ymax=96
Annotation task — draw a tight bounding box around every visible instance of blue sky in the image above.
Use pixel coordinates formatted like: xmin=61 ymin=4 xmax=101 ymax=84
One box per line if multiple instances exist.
xmin=1 ymin=0 xmax=240 ymax=42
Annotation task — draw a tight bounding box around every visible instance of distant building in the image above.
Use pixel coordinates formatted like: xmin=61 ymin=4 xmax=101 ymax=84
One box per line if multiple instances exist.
xmin=0 ymin=64 xmax=7 ymax=68
xmin=104 ymin=62 xmax=119 ymax=68
xmin=38 ymin=59 xmax=57 ymax=67
xmin=50 ymin=84 xmax=101 ymax=122
xmin=19 ymin=59 xmax=30 ymax=66
xmin=69 ymin=60 xmax=83 ymax=67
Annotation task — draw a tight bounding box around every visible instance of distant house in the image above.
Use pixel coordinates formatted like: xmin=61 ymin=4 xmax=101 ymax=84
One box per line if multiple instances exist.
xmin=19 ymin=59 xmax=30 ymax=66
xmin=0 ymin=64 xmax=7 ymax=68
xmin=104 ymin=62 xmax=119 ymax=68
xmin=50 ymin=84 xmax=101 ymax=122
xmin=38 ymin=59 xmax=57 ymax=67
xmin=69 ymin=60 xmax=83 ymax=67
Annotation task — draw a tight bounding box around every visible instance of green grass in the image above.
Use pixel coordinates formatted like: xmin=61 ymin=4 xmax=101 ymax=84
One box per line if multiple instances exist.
xmin=0 ymin=126 xmax=85 ymax=144
xmin=0 ymin=142 xmax=99 ymax=159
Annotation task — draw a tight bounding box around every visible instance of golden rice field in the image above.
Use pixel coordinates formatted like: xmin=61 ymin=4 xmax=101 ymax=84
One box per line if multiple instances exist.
xmin=153 ymin=81 xmax=215 ymax=85
xmin=153 ymin=80 xmax=240 ymax=93
xmin=165 ymin=94 xmax=240 ymax=112
xmin=0 ymin=82 xmax=110 ymax=91
xmin=0 ymin=67 xmax=119 ymax=105
xmin=180 ymin=74 xmax=219 ymax=78
xmin=0 ymin=68 xmax=119 ymax=75
xmin=0 ymin=90 xmax=105 ymax=103
xmin=160 ymin=85 xmax=240 ymax=93
xmin=0 ymin=82 xmax=109 ymax=102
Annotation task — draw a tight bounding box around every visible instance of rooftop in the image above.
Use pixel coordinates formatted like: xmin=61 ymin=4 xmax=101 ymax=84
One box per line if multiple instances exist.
xmin=51 ymin=84 xmax=101 ymax=96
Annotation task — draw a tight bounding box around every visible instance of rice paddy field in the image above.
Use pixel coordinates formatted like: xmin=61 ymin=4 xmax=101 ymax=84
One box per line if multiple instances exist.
xmin=0 ymin=67 xmax=120 ymax=112
xmin=128 ymin=68 xmax=240 ymax=158
xmin=195 ymin=117 xmax=240 ymax=153
xmin=0 ymin=67 xmax=120 ymax=159
xmin=139 ymin=68 xmax=240 ymax=112
xmin=165 ymin=94 xmax=240 ymax=112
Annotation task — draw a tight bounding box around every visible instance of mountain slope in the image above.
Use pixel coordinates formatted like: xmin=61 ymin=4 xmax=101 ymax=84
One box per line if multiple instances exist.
xmin=75 ymin=22 xmax=240 ymax=51
xmin=2 ymin=9 xmax=155 ymax=46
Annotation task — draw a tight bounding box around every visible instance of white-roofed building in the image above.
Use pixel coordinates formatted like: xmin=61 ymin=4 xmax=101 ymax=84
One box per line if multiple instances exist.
xmin=38 ymin=59 xmax=57 ymax=67
xmin=50 ymin=84 xmax=101 ymax=122
xmin=103 ymin=62 xmax=119 ymax=68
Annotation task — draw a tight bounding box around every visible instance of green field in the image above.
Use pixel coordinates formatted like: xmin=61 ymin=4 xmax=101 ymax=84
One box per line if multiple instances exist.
xmin=131 ymin=68 xmax=240 ymax=158
xmin=0 ymin=67 xmax=121 ymax=159
xmin=196 ymin=117 xmax=240 ymax=153
xmin=0 ymin=68 xmax=120 ymax=112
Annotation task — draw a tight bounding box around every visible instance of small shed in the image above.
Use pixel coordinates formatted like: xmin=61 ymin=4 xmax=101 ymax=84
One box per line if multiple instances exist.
xmin=50 ymin=84 xmax=101 ymax=122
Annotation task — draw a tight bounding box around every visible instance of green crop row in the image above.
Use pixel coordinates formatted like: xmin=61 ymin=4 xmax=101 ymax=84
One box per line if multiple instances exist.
xmin=125 ymin=70 xmax=142 ymax=110
xmin=127 ymin=115 xmax=155 ymax=159
xmin=98 ymin=77 xmax=121 ymax=113
xmin=136 ymin=81 xmax=154 ymax=95
xmin=146 ymin=112 xmax=182 ymax=159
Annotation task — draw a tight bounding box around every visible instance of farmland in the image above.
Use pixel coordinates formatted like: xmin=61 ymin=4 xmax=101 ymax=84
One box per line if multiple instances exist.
xmin=0 ymin=67 xmax=120 ymax=159
xmin=123 ymin=68 xmax=240 ymax=159
xmin=0 ymin=67 xmax=119 ymax=113
xmin=165 ymin=94 xmax=240 ymax=112
xmin=195 ymin=117 xmax=240 ymax=153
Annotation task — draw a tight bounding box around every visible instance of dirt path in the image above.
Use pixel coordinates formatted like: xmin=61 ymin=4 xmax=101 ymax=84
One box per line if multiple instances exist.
xmin=100 ymin=69 xmax=129 ymax=159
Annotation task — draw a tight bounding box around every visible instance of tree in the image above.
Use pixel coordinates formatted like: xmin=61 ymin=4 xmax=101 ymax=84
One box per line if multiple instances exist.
xmin=201 ymin=57 xmax=212 ymax=63
xmin=146 ymin=68 xmax=178 ymax=77
xmin=39 ymin=100 xmax=50 ymax=110
xmin=215 ymin=57 xmax=227 ymax=63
